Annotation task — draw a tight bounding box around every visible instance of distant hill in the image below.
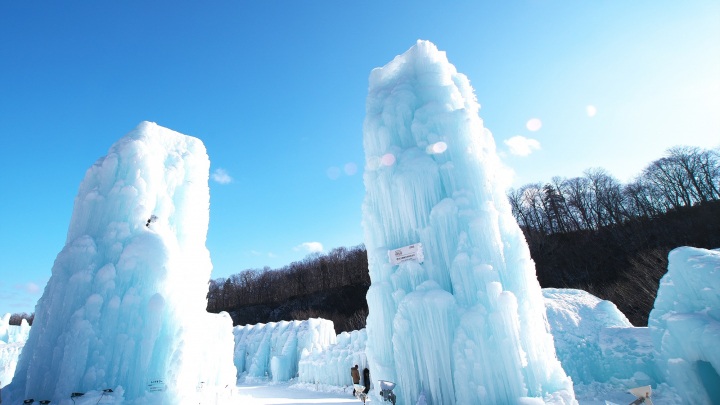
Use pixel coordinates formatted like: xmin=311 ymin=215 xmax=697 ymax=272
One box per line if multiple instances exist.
xmin=532 ymin=200 xmax=720 ymax=325
xmin=207 ymin=146 xmax=719 ymax=331
xmin=207 ymin=200 xmax=719 ymax=332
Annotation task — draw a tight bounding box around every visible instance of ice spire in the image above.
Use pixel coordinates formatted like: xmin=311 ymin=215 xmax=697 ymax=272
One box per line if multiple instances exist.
xmin=5 ymin=122 xmax=236 ymax=403
xmin=362 ymin=40 xmax=576 ymax=404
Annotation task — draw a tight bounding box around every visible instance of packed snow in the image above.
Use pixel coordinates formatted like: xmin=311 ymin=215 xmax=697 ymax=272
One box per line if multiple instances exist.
xmin=0 ymin=41 xmax=718 ymax=405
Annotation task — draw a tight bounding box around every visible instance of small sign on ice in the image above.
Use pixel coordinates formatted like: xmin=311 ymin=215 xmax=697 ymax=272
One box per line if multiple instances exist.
xmin=147 ymin=378 xmax=167 ymax=392
xmin=388 ymin=243 xmax=424 ymax=265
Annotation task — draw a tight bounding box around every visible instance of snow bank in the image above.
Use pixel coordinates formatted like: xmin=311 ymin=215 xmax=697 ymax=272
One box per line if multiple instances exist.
xmin=233 ymin=318 xmax=336 ymax=383
xmin=649 ymin=247 xmax=720 ymax=404
xmin=362 ymin=40 xmax=575 ymax=405
xmin=3 ymin=122 xmax=236 ymax=404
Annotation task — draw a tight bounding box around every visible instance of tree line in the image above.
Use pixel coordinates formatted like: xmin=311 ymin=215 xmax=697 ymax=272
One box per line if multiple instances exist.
xmin=206 ymin=245 xmax=370 ymax=313
xmin=508 ymin=146 xmax=719 ymax=236
xmin=508 ymin=145 xmax=720 ymax=325
xmin=205 ymin=145 xmax=718 ymax=328
xmin=7 ymin=312 xmax=34 ymax=326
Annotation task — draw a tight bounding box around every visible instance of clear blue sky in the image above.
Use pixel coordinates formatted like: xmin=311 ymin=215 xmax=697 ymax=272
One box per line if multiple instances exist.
xmin=1 ymin=1 xmax=718 ymax=315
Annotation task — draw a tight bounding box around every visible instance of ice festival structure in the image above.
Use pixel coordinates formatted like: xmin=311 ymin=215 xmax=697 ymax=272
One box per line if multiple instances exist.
xmin=0 ymin=314 xmax=31 ymax=388
xmin=649 ymin=247 xmax=720 ymax=404
xmin=361 ymin=40 xmax=576 ymax=404
xmin=3 ymin=122 xmax=236 ymax=404
xmin=232 ymin=318 xmax=337 ymax=383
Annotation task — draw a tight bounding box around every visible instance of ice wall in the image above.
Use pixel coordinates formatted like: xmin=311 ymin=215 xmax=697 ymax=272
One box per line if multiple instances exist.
xmin=233 ymin=318 xmax=336 ymax=382
xmin=0 ymin=314 xmax=31 ymax=388
xmin=362 ymin=40 xmax=575 ymax=404
xmin=4 ymin=122 xmax=236 ymax=404
xmin=649 ymin=247 xmax=720 ymax=404
xmin=0 ymin=313 xmax=31 ymax=345
xmin=298 ymin=328 xmax=368 ymax=388
xmin=543 ymin=289 xmax=656 ymax=386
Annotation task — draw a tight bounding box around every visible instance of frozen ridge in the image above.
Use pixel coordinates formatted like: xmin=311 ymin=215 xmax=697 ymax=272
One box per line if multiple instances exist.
xmin=4 ymin=122 xmax=236 ymax=404
xmin=361 ymin=40 xmax=576 ymax=404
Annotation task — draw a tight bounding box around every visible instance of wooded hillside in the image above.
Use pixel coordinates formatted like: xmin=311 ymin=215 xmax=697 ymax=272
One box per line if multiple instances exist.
xmin=206 ymin=145 xmax=719 ymax=332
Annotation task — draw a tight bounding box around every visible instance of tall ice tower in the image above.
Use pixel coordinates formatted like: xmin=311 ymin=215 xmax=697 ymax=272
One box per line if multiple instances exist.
xmin=362 ymin=41 xmax=576 ymax=404
xmin=6 ymin=122 xmax=236 ymax=403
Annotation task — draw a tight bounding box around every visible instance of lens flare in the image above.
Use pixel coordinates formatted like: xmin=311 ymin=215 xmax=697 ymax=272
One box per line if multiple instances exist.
xmin=526 ymin=118 xmax=542 ymax=132
xmin=431 ymin=141 xmax=448 ymax=154
xmin=344 ymin=162 xmax=358 ymax=175
xmin=381 ymin=153 xmax=396 ymax=166
xmin=586 ymin=105 xmax=597 ymax=117
xmin=326 ymin=166 xmax=341 ymax=180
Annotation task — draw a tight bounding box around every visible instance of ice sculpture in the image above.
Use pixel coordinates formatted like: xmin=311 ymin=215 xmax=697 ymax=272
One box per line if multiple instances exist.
xmin=0 ymin=314 xmax=31 ymax=388
xmin=298 ymin=328 xmax=368 ymax=387
xmin=543 ymin=289 xmax=656 ymax=386
xmin=233 ymin=318 xmax=335 ymax=382
xmin=4 ymin=122 xmax=236 ymax=403
xmin=361 ymin=40 xmax=576 ymax=404
xmin=649 ymin=247 xmax=720 ymax=404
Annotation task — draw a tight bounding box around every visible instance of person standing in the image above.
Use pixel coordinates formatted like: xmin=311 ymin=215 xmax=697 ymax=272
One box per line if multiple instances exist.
xmin=351 ymin=364 xmax=361 ymax=395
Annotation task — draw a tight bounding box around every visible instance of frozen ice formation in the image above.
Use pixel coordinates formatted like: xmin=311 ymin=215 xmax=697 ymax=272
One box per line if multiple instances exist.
xmin=233 ymin=318 xmax=336 ymax=383
xmin=0 ymin=314 xmax=31 ymax=388
xmin=649 ymin=247 xmax=720 ymax=404
xmin=361 ymin=40 xmax=576 ymax=404
xmin=298 ymin=328 xmax=368 ymax=387
xmin=543 ymin=289 xmax=656 ymax=386
xmin=3 ymin=122 xmax=236 ymax=404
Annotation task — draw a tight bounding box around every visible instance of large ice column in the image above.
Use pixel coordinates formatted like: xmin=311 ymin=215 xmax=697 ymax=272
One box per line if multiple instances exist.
xmin=5 ymin=122 xmax=236 ymax=403
xmin=649 ymin=247 xmax=720 ymax=405
xmin=362 ymin=41 xmax=575 ymax=404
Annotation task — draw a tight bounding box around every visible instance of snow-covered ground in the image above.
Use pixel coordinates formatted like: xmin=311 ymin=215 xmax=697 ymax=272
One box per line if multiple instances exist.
xmin=205 ymin=380 xmax=672 ymax=404
xmin=236 ymin=382 xmax=360 ymax=405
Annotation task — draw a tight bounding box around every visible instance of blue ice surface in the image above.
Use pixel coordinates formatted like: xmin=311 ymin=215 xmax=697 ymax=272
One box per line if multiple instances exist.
xmin=3 ymin=122 xmax=236 ymax=404
xmin=233 ymin=318 xmax=336 ymax=383
xmin=649 ymin=247 xmax=720 ymax=404
xmin=360 ymin=40 xmax=575 ymax=405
